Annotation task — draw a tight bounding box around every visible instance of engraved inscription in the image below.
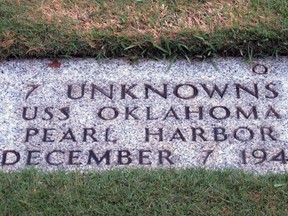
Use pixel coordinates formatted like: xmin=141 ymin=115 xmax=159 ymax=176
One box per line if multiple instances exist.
xmin=0 ymin=59 xmax=287 ymax=173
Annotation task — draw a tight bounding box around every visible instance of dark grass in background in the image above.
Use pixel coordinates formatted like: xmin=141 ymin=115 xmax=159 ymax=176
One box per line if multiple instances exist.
xmin=0 ymin=0 xmax=287 ymax=60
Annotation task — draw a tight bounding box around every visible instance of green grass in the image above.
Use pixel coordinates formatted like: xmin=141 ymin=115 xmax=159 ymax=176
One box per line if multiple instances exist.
xmin=0 ymin=169 xmax=287 ymax=215
xmin=0 ymin=0 xmax=287 ymax=60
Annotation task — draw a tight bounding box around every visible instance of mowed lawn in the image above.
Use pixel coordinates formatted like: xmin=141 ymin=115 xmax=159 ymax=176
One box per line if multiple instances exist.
xmin=0 ymin=169 xmax=287 ymax=215
xmin=0 ymin=0 xmax=287 ymax=59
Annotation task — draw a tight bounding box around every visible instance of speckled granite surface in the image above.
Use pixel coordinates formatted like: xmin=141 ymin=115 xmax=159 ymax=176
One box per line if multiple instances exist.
xmin=0 ymin=58 xmax=287 ymax=173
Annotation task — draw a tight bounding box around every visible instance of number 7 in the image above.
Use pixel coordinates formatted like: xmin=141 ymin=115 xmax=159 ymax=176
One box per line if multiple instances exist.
xmin=203 ymin=150 xmax=213 ymax=165
xmin=25 ymin=84 xmax=40 ymax=100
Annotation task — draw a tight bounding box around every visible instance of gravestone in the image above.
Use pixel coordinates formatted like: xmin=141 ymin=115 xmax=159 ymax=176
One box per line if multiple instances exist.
xmin=0 ymin=58 xmax=287 ymax=173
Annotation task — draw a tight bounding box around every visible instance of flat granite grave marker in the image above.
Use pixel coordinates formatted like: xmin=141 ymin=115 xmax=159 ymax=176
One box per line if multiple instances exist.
xmin=0 ymin=58 xmax=287 ymax=173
